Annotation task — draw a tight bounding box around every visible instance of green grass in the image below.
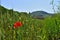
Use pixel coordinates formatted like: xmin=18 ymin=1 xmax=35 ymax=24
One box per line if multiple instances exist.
xmin=0 ymin=12 xmax=60 ymax=40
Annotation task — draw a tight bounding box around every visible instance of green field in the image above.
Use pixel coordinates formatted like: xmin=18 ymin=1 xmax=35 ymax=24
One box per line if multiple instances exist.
xmin=0 ymin=6 xmax=60 ymax=40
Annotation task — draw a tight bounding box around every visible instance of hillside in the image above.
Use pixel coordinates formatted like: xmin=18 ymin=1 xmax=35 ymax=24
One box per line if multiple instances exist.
xmin=30 ymin=11 xmax=54 ymax=19
xmin=0 ymin=5 xmax=29 ymax=15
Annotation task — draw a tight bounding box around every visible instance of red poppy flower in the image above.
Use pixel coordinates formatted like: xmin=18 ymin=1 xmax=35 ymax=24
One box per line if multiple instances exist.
xmin=13 ymin=21 xmax=22 ymax=28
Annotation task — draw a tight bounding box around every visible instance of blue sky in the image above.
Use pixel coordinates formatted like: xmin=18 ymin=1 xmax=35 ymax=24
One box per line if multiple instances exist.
xmin=1 ymin=0 xmax=59 ymax=13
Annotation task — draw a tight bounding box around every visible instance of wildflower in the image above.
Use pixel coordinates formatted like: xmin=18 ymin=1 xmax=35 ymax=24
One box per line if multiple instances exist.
xmin=13 ymin=21 xmax=22 ymax=28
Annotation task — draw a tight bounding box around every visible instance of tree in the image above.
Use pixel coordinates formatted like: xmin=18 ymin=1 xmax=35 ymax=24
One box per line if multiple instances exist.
xmin=57 ymin=1 xmax=60 ymax=13
xmin=50 ymin=0 xmax=60 ymax=13
xmin=50 ymin=0 xmax=55 ymax=13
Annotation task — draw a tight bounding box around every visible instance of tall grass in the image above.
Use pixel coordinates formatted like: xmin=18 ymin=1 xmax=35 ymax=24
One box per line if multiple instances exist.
xmin=0 ymin=11 xmax=60 ymax=40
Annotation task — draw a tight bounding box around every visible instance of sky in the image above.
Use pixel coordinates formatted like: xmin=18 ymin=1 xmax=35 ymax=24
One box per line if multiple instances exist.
xmin=1 ymin=0 xmax=59 ymax=13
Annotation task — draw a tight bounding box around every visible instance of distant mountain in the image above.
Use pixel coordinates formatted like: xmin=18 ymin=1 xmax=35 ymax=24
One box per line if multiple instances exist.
xmin=29 ymin=11 xmax=54 ymax=19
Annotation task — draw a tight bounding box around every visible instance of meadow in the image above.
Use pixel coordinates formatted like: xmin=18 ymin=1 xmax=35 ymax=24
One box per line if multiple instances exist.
xmin=0 ymin=6 xmax=60 ymax=40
